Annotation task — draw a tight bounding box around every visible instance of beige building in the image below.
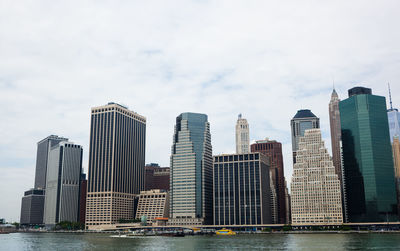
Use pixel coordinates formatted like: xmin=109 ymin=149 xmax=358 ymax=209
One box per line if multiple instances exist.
xmin=291 ymin=129 xmax=343 ymax=225
xmin=329 ymin=88 xmax=343 ymax=186
xmin=236 ymin=114 xmax=249 ymax=154
xmin=85 ymin=103 xmax=146 ymax=229
xmin=135 ymin=189 xmax=169 ymax=225
xmin=393 ymin=137 xmax=400 ymax=178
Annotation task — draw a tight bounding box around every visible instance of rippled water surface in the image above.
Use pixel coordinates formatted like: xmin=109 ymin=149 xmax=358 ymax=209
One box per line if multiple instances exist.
xmin=2 ymin=232 xmax=400 ymax=250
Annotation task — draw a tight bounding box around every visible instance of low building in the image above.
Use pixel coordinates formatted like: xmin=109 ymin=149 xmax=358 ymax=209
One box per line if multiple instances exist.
xmin=213 ymin=153 xmax=272 ymax=225
xmin=135 ymin=189 xmax=169 ymax=225
xmin=20 ymin=188 xmax=45 ymax=226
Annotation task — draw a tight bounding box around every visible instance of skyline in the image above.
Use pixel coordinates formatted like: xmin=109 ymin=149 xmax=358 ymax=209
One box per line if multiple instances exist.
xmin=1 ymin=1 xmax=400 ymax=222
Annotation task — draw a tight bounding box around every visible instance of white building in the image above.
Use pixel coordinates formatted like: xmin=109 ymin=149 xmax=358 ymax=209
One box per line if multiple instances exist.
xmin=235 ymin=114 xmax=249 ymax=154
xmin=291 ymin=129 xmax=343 ymax=225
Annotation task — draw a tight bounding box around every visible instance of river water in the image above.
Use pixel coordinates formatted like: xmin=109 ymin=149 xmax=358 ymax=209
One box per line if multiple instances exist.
xmin=1 ymin=232 xmax=400 ymax=250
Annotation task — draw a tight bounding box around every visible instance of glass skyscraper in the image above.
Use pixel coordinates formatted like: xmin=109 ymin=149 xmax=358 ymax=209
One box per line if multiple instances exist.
xmin=169 ymin=112 xmax=213 ymax=225
xmin=340 ymin=86 xmax=398 ymax=222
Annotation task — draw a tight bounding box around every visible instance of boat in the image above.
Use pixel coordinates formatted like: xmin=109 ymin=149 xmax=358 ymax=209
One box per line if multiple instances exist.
xmin=216 ymin=228 xmax=236 ymax=235
xmin=159 ymin=231 xmax=185 ymax=237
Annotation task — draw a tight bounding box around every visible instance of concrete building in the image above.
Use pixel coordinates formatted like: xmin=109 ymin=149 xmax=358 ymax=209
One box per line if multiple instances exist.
xmin=79 ymin=173 xmax=87 ymax=225
xmin=340 ymin=86 xmax=398 ymax=222
xmin=329 ymin=88 xmax=343 ymax=186
xmin=213 ymin=153 xmax=272 ymax=225
xmin=251 ymin=139 xmax=287 ymax=224
xmin=20 ymin=189 xmax=45 ymax=226
xmin=44 ymin=142 xmax=83 ymax=227
xmin=135 ymin=189 xmax=169 ymax=225
xmin=169 ymin=112 xmax=213 ymax=226
xmin=393 ymin=137 xmax=400 ymax=216
xmin=291 ymin=109 xmax=320 ymax=164
xmin=291 ymin=129 xmax=343 ymax=225
xmin=145 ymin=163 xmax=170 ymax=191
xmin=236 ymin=114 xmax=250 ymax=154
xmin=86 ymin=103 xmax=146 ymax=229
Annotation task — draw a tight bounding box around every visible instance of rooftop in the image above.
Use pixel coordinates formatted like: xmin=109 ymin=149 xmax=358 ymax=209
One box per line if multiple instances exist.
xmin=293 ymin=109 xmax=317 ymax=119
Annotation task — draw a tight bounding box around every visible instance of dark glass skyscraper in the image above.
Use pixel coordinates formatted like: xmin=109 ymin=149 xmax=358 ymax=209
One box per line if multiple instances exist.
xmin=169 ymin=112 xmax=213 ymax=225
xmin=340 ymin=86 xmax=398 ymax=222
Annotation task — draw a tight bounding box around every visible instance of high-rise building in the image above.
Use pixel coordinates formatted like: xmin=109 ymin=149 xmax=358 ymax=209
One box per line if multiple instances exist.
xmin=251 ymin=139 xmax=287 ymax=224
xmin=44 ymin=142 xmax=83 ymax=227
xmin=393 ymin=137 xmax=400 ymax=216
xmin=34 ymin=135 xmax=68 ymax=189
xmin=20 ymin=189 xmax=45 ymax=226
xmin=291 ymin=129 xmax=343 ymax=225
xmin=340 ymin=86 xmax=398 ymax=222
xmin=290 ymin=109 xmax=320 ymax=164
xmin=387 ymin=85 xmax=400 ymax=143
xmin=145 ymin=163 xmax=170 ymax=191
xmin=169 ymin=112 xmax=213 ymax=226
xmin=236 ymin=114 xmax=250 ymax=154
xmin=86 ymin=102 xmax=146 ymax=229
xmin=329 ymin=88 xmax=343 ymax=185
xmin=135 ymin=189 xmax=169 ymax=225
xmin=79 ymin=173 xmax=87 ymax=225
xmin=213 ymin=153 xmax=272 ymax=225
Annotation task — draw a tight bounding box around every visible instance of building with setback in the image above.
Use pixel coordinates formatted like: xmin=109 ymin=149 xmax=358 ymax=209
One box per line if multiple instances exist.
xmin=44 ymin=142 xmax=83 ymax=227
xmin=291 ymin=129 xmax=343 ymax=225
xmin=329 ymin=88 xmax=343 ymax=187
xmin=291 ymin=110 xmax=320 ymax=164
xmin=340 ymin=86 xmax=398 ymax=222
xmin=236 ymin=114 xmax=250 ymax=154
xmin=213 ymin=153 xmax=272 ymax=225
xmin=387 ymin=85 xmax=400 ymax=143
xmin=169 ymin=112 xmax=213 ymax=225
xmin=86 ymin=103 xmax=146 ymax=229
xmin=251 ymin=139 xmax=287 ymax=224
xmin=145 ymin=163 xmax=170 ymax=191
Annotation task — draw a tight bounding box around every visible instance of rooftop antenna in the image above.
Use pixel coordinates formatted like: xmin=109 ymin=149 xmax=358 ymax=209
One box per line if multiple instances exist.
xmin=388 ymin=82 xmax=393 ymax=110
xmin=332 ymin=76 xmax=335 ymax=90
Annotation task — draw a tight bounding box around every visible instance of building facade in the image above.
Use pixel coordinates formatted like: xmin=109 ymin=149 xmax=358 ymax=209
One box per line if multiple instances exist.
xmin=213 ymin=153 xmax=272 ymax=225
xmin=20 ymin=189 xmax=45 ymax=226
xmin=291 ymin=129 xmax=343 ymax=225
xmin=135 ymin=189 xmax=169 ymax=224
xmin=44 ymin=142 xmax=83 ymax=227
xmin=86 ymin=103 xmax=146 ymax=229
xmin=236 ymin=114 xmax=250 ymax=154
xmin=340 ymin=86 xmax=398 ymax=222
xmin=251 ymin=139 xmax=287 ymax=224
xmin=393 ymin=137 xmax=400 ymax=216
xmin=291 ymin=109 xmax=320 ymax=164
xmin=145 ymin=163 xmax=170 ymax=191
xmin=169 ymin=112 xmax=213 ymax=225
xmin=329 ymin=88 xmax=343 ymax=185
xmin=79 ymin=173 xmax=87 ymax=225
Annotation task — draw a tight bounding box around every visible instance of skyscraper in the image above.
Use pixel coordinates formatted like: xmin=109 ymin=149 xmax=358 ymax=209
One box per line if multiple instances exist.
xmin=291 ymin=129 xmax=343 ymax=225
xmin=86 ymin=103 xmax=146 ymax=229
xmin=329 ymin=88 xmax=343 ymax=185
xmin=251 ymin=139 xmax=287 ymax=224
xmin=393 ymin=137 xmax=400 ymax=216
xmin=290 ymin=109 xmax=320 ymax=164
xmin=169 ymin=112 xmax=213 ymax=225
xmin=213 ymin=153 xmax=272 ymax=225
xmin=340 ymin=86 xmax=398 ymax=222
xmin=387 ymin=85 xmax=400 ymax=143
xmin=44 ymin=142 xmax=83 ymax=227
xmin=236 ymin=114 xmax=250 ymax=154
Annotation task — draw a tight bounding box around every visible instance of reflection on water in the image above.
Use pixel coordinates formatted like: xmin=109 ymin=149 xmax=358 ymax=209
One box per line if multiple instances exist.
xmin=1 ymin=233 xmax=400 ymax=250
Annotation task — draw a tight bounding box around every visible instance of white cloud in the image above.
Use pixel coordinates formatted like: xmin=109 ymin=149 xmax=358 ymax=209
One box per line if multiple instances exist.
xmin=1 ymin=0 xmax=400 ymax=221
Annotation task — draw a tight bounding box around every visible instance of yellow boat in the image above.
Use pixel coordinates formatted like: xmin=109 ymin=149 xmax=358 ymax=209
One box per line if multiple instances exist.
xmin=216 ymin=228 xmax=236 ymax=235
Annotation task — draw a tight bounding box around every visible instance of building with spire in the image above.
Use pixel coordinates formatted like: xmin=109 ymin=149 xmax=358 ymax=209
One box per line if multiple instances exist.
xmin=388 ymin=84 xmax=400 ymax=143
xmin=236 ymin=114 xmax=250 ymax=154
xmin=290 ymin=109 xmax=320 ymax=164
xmin=290 ymin=129 xmax=343 ymax=225
xmin=329 ymin=88 xmax=343 ymax=185
xmin=340 ymin=86 xmax=398 ymax=222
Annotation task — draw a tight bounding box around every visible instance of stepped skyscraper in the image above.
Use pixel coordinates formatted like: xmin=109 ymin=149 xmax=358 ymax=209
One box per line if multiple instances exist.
xmin=340 ymin=87 xmax=398 ymax=222
xmin=236 ymin=114 xmax=250 ymax=154
xmin=329 ymin=88 xmax=343 ymax=185
xmin=169 ymin=112 xmax=213 ymax=225
xmin=86 ymin=103 xmax=146 ymax=229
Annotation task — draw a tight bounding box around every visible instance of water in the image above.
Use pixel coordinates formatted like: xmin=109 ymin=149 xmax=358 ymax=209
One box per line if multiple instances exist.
xmin=1 ymin=233 xmax=400 ymax=250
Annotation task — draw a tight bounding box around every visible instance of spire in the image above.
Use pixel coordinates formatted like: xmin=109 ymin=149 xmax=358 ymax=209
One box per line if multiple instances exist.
xmin=388 ymin=83 xmax=393 ymax=110
xmin=238 ymin=113 xmax=242 ymax=119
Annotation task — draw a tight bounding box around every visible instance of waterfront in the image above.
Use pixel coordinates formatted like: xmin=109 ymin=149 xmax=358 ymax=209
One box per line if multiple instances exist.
xmin=2 ymin=233 xmax=400 ymax=250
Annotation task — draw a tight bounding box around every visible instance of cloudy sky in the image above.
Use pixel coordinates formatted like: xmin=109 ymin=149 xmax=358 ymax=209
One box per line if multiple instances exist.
xmin=1 ymin=0 xmax=400 ymax=222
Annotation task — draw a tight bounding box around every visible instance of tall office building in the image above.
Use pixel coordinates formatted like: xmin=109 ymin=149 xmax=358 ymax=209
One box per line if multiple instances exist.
xmin=44 ymin=142 xmax=83 ymax=227
xmin=393 ymin=137 xmax=400 ymax=216
xmin=79 ymin=173 xmax=87 ymax=225
xmin=236 ymin=114 xmax=250 ymax=154
xmin=169 ymin=112 xmax=213 ymax=225
xmin=145 ymin=163 xmax=170 ymax=191
xmin=291 ymin=129 xmax=343 ymax=225
xmin=20 ymin=189 xmax=45 ymax=226
xmin=329 ymin=88 xmax=343 ymax=184
xmin=213 ymin=153 xmax=272 ymax=225
xmin=34 ymin=135 xmax=69 ymax=189
xmin=340 ymin=86 xmax=398 ymax=222
xmin=291 ymin=109 xmax=320 ymax=164
xmin=86 ymin=103 xmax=146 ymax=229
xmin=387 ymin=85 xmax=400 ymax=143
xmin=251 ymin=139 xmax=287 ymax=224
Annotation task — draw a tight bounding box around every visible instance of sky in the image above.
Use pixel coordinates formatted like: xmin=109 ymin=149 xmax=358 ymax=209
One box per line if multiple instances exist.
xmin=1 ymin=0 xmax=400 ymax=222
